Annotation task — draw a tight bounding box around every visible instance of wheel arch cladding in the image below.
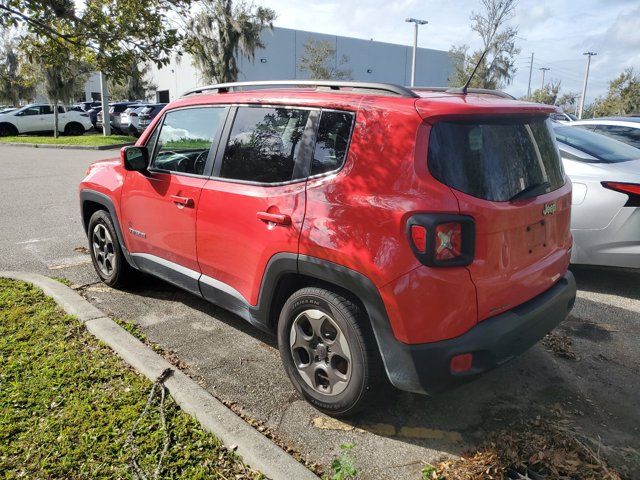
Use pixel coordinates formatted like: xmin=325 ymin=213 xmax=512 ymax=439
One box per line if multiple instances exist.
xmin=254 ymin=253 xmax=424 ymax=392
xmin=80 ymin=189 xmax=137 ymax=268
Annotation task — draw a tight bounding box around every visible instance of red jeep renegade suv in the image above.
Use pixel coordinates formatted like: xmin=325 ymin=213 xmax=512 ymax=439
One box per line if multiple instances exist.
xmin=79 ymin=80 xmax=576 ymax=416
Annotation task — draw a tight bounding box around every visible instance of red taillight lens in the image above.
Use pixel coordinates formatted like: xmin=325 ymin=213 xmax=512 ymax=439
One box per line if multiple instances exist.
xmin=602 ymin=181 xmax=640 ymax=195
xmin=434 ymin=222 xmax=462 ymax=260
xmin=410 ymin=225 xmax=427 ymax=253
xmin=602 ymin=181 xmax=640 ymax=207
xmin=450 ymin=353 xmax=473 ymax=373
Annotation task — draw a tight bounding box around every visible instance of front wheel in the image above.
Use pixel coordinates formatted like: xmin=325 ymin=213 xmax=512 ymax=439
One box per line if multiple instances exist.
xmin=277 ymin=287 xmax=384 ymax=417
xmin=87 ymin=210 xmax=135 ymax=287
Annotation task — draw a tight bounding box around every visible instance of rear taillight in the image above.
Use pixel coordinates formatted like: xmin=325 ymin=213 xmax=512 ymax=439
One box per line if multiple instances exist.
xmin=602 ymin=182 xmax=640 ymax=207
xmin=407 ymin=214 xmax=475 ymax=267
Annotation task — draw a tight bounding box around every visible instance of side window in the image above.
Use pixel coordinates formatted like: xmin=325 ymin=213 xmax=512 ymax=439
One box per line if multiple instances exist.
xmin=149 ymin=107 xmax=226 ymax=175
xmin=57 ymin=106 xmax=65 ymax=113
xmin=39 ymin=106 xmax=53 ymax=115
xmin=21 ymin=107 xmax=40 ymax=116
xmin=595 ymin=125 xmax=640 ymax=148
xmin=220 ymin=107 xmax=311 ymax=183
xmin=311 ymin=111 xmax=354 ymax=176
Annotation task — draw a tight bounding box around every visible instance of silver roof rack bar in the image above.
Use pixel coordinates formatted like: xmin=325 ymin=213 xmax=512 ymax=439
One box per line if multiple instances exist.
xmin=182 ymin=80 xmax=420 ymax=98
xmin=412 ymin=86 xmax=515 ymax=100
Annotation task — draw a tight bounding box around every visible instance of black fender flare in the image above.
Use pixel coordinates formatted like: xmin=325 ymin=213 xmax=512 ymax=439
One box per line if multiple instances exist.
xmin=253 ymin=253 xmax=423 ymax=393
xmin=79 ymin=189 xmax=137 ymax=268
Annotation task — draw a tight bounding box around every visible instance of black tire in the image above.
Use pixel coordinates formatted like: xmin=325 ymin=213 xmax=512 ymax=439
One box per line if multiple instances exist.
xmin=0 ymin=123 xmax=18 ymax=137
xmin=87 ymin=210 xmax=135 ymax=287
xmin=277 ymin=287 xmax=384 ymax=417
xmin=64 ymin=122 xmax=85 ymax=136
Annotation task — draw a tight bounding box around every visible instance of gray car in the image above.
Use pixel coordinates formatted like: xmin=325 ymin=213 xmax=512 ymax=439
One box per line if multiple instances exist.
xmin=553 ymin=124 xmax=640 ymax=268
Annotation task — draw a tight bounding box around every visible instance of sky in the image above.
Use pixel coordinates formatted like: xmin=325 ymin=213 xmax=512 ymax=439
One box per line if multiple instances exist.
xmin=255 ymin=0 xmax=640 ymax=106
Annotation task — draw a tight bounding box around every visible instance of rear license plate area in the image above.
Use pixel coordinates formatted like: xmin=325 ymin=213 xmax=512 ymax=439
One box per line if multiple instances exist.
xmin=526 ymin=221 xmax=546 ymax=252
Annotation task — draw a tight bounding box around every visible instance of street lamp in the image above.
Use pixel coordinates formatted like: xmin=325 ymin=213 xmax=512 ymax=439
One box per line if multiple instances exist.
xmin=406 ymin=17 xmax=428 ymax=87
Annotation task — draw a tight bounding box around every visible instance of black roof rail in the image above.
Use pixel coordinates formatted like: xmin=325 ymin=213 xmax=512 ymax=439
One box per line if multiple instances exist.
xmin=181 ymin=80 xmax=420 ymax=98
xmin=412 ymin=86 xmax=515 ymax=100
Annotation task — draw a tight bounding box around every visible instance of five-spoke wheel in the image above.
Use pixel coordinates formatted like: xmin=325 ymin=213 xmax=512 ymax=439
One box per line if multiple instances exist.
xmin=92 ymin=223 xmax=115 ymax=276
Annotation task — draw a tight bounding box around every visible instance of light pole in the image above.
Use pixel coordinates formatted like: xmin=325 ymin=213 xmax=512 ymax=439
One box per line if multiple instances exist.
xmin=526 ymin=52 xmax=534 ymax=97
xmin=539 ymin=67 xmax=550 ymax=90
xmin=578 ymin=51 xmax=597 ymax=119
xmin=405 ymin=17 xmax=428 ymax=87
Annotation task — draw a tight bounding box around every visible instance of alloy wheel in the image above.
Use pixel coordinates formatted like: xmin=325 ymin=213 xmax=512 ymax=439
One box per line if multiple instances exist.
xmin=92 ymin=223 xmax=115 ymax=276
xmin=289 ymin=309 xmax=352 ymax=396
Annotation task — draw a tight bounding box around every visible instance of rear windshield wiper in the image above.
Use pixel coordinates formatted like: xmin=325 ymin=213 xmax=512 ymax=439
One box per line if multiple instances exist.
xmin=509 ymin=181 xmax=551 ymax=201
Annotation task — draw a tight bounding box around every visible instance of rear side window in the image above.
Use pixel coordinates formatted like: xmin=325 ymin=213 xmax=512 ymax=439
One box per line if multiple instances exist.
xmin=220 ymin=107 xmax=311 ymax=183
xmin=428 ymin=117 xmax=565 ymax=202
xmin=594 ymin=125 xmax=640 ymax=149
xmin=311 ymin=111 xmax=354 ymax=176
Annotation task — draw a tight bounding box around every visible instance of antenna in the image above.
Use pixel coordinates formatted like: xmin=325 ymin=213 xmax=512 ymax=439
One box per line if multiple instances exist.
xmin=446 ymin=47 xmax=490 ymax=96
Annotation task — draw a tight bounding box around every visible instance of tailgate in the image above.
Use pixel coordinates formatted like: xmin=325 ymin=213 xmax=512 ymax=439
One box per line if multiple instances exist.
xmin=427 ymin=115 xmax=572 ymax=321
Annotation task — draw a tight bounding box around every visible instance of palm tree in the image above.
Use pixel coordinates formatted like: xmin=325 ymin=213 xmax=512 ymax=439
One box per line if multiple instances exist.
xmin=186 ymin=0 xmax=276 ymax=84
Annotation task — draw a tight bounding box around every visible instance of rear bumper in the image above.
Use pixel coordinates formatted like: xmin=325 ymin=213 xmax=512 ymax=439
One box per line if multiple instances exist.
xmin=380 ymin=271 xmax=576 ymax=394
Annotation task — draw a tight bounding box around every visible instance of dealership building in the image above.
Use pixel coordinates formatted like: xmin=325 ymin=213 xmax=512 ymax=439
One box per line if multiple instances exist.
xmin=83 ymin=26 xmax=452 ymax=102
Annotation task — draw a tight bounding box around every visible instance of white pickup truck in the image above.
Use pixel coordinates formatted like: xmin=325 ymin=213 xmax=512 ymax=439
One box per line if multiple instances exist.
xmin=0 ymin=104 xmax=93 ymax=136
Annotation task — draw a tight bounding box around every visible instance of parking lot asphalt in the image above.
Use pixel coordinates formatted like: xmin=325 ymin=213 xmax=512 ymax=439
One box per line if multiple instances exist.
xmin=1 ymin=145 xmax=638 ymax=478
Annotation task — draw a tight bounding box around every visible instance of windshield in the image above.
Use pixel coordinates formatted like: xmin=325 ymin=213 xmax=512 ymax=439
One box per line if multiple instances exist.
xmin=553 ymin=125 xmax=640 ymax=163
xmin=428 ymin=117 xmax=565 ymax=202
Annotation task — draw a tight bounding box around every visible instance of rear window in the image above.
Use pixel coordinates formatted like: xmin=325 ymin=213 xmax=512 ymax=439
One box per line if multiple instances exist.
xmin=554 ymin=125 xmax=640 ymax=163
xmin=428 ymin=117 xmax=565 ymax=202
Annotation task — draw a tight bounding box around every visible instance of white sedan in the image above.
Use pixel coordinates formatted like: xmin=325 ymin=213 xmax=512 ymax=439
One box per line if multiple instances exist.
xmin=0 ymin=104 xmax=93 ymax=136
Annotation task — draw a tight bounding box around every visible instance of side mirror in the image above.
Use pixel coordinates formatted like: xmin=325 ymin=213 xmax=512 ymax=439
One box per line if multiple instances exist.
xmin=121 ymin=146 xmax=149 ymax=171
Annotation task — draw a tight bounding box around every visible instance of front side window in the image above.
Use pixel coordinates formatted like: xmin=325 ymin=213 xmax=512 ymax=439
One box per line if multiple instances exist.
xmin=149 ymin=107 xmax=226 ymax=175
xmin=220 ymin=107 xmax=311 ymax=183
xmin=311 ymin=111 xmax=354 ymax=176
xmin=429 ymin=117 xmax=565 ymax=202
xmin=20 ymin=107 xmax=40 ymax=116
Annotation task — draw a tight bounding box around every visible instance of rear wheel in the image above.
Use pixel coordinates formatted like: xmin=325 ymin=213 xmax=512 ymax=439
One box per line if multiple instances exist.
xmin=277 ymin=287 xmax=384 ymax=417
xmin=64 ymin=122 xmax=85 ymax=136
xmin=87 ymin=210 xmax=135 ymax=287
xmin=0 ymin=123 xmax=18 ymax=137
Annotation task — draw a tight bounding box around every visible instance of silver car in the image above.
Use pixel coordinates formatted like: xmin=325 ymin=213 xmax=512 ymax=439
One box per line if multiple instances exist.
xmin=570 ymin=117 xmax=640 ymax=149
xmin=553 ymin=124 xmax=640 ymax=268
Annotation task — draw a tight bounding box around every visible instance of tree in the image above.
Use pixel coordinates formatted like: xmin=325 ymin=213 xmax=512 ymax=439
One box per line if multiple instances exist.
xmin=448 ymin=0 xmax=520 ymax=90
xmin=109 ymin=57 xmax=156 ymax=101
xmin=298 ymin=39 xmax=352 ymax=80
xmin=524 ymin=80 xmax=561 ymax=105
xmin=0 ymin=0 xmax=191 ymax=80
xmin=556 ymin=91 xmax=579 ymax=114
xmin=23 ymin=30 xmax=91 ymax=137
xmin=186 ymin=0 xmax=276 ymax=84
xmin=586 ymin=68 xmax=640 ymax=117
xmin=0 ymin=28 xmax=36 ymax=105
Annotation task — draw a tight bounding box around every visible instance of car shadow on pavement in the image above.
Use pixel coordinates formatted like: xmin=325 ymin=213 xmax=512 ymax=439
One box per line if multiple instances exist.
xmin=571 ymin=265 xmax=640 ymax=301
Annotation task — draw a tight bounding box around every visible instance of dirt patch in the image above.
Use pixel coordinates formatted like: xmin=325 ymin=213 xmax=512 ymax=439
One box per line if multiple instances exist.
xmin=543 ymin=332 xmax=577 ymax=360
xmin=429 ymin=419 xmax=622 ymax=480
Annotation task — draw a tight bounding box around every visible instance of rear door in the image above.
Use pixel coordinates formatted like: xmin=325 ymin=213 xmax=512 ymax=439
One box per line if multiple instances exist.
xmin=120 ymin=106 xmax=228 ymax=292
xmin=196 ymin=105 xmax=316 ymax=306
xmin=428 ymin=116 xmax=572 ymax=320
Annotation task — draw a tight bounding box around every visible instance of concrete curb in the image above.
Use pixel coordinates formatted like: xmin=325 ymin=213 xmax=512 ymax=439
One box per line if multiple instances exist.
xmin=0 ymin=271 xmax=318 ymax=480
xmin=0 ymin=142 xmax=133 ymax=150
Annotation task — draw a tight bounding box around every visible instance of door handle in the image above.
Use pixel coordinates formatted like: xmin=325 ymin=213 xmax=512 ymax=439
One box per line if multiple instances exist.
xmin=170 ymin=195 xmax=194 ymax=208
xmin=257 ymin=211 xmax=291 ymax=225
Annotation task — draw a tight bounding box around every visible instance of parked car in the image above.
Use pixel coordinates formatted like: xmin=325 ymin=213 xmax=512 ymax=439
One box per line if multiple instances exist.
xmin=80 ymin=80 xmax=576 ymax=416
xmin=97 ymin=102 xmax=142 ymax=134
xmin=570 ymin=117 xmax=640 ymax=149
xmin=550 ymin=109 xmax=577 ymax=123
xmin=553 ymin=123 xmax=640 ymax=269
xmin=88 ymin=106 xmax=102 ymax=131
xmin=129 ymin=103 xmax=166 ymax=137
xmin=119 ymin=105 xmax=149 ymax=134
xmin=0 ymin=107 xmax=16 ymax=115
xmin=0 ymin=103 xmax=92 ymax=136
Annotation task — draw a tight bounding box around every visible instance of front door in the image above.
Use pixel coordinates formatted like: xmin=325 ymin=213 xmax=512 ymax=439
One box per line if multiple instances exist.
xmin=197 ymin=106 xmax=316 ymax=307
xmin=120 ymin=106 xmax=229 ymax=292
xmin=14 ymin=106 xmax=43 ymax=133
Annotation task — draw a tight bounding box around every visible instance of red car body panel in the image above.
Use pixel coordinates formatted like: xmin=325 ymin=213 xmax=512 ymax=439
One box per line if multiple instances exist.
xmin=196 ymin=179 xmax=306 ymax=305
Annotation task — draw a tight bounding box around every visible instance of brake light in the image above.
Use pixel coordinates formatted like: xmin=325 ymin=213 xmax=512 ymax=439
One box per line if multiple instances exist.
xmin=435 ymin=222 xmax=462 ymax=261
xmin=602 ymin=182 xmax=640 ymax=207
xmin=407 ymin=214 xmax=475 ymax=267
xmin=410 ymin=225 xmax=427 ymax=253
xmin=450 ymin=353 xmax=473 ymax=373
